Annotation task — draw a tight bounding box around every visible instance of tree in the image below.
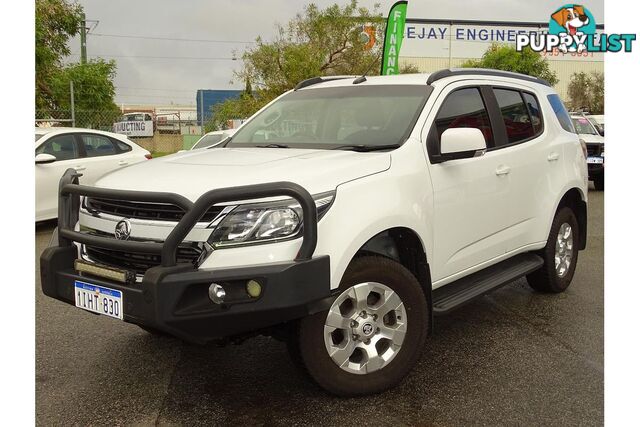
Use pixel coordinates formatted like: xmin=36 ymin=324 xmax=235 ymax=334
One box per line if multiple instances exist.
xmin=567 ymin=71 xmax=604 ymax=114
xmin=48 ymin=59 xmax=121 ymax=128
xmin=462 ymin=44 xmax=559 ymax=86
xmin=206 ymin=0 xmax=384 ymax=130
xmin=36 ymin=0 xmax=83 ymax=109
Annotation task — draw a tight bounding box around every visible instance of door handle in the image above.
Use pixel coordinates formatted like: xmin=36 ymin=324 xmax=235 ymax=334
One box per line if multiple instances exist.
xmin=74 ymin=165 xmax=86 ymax=171
xmin=118 ymin=160 xmax=129 ymax=166
xmin=547 ymin=152 xmax=560 ymax=162
xmin=495 ymin=165 xmax=511 ymax=176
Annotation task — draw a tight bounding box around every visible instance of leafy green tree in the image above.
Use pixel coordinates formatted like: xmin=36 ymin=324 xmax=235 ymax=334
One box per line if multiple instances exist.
xmin=462 ymin=43 xmax=559 ymax=86
xmin=567 ymin=71 xmax=604 ymax=114
xmin=49 ymin=59 xmax=121 ymax=129
xmin=206 ymin=0 xmax=384 ymax=130
xmin=36 ymin=0 xmax=83 ymax=109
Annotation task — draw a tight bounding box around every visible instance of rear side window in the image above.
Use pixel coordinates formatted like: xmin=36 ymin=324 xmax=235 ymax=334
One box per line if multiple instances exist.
xmin=547 ymin=94 xmax=575 ymax=133
xmin=493 ymin=89 xmax=535 ymax=144
xmin=523 ymin=93 xmax=543 ymax=135
xmin=434 ymin=88 xmax=494 ymax=147
xmin=113 ymin=138 xmax=132 ymax=152
xmin=81 ymin=134 xmax=117 ymax=157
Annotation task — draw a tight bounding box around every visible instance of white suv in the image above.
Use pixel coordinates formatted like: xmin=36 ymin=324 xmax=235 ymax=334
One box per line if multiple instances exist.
xmin=41 ymin=69 xmax=588 ymax=396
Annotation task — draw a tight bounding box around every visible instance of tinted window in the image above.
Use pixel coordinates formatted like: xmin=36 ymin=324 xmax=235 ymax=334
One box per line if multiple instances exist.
xmin=434 ymin=88 xmax=493 ymax=146
xmin=36 ymin=134 xmax=78 ymax=161
xmin=494 ymin=89 xmax=535 ymax=144
xmin=113 ymin=138 xmax=132 ymax=152
xmin=571 ymin=117 xmax=598 ymax=135
xmin=81 ymin=134 xmax=116 ymax=157
xmin=547 ymin=94 xmax=575 ymax=133
xmin=193 ymin=134 xmax=224 ymax=149
xmin=522 ymin=93 xmax=543 ymax=134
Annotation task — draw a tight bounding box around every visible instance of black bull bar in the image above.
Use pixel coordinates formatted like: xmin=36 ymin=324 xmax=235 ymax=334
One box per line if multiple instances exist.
xmin=56 ymin=168 xmax=319 ymax=265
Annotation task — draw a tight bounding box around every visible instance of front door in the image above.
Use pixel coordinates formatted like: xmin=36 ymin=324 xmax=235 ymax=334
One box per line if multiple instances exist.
xmin=425 ymin=84 xmax=512 ymax=283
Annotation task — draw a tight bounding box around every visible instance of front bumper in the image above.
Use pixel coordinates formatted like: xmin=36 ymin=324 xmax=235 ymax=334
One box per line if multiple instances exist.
xmin=41 ymin=169 xmax=330 ymax=344
xmin=40 ymin=244 xmax=331 ymax=343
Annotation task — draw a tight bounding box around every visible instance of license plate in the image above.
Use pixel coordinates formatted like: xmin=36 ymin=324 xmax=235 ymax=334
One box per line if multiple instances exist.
xmin=74 ymin=280 xmax=123 ymax=320
xmin=587 ymin=156 xmax=604 ymax=164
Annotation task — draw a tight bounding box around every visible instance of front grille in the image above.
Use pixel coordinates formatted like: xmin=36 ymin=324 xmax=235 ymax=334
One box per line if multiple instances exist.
xmin=586 ymin=144 xmax=602 ymax=156
xmin=84 ymin=244 xmax=203 ymax=275
xmin=85 ymin=198 xmax=225 ymax=223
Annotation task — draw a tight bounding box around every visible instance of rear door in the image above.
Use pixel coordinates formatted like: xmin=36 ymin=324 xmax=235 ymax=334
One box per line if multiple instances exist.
xmin=77 ymin=133 xmax=129 ymax=185
xmin=35 ymin=133 xmax=82 ymax=220
xmin=486 ymin=85 xmax=556 ymax=252
xmin=425 ymin=83 xmax=512 ymax=282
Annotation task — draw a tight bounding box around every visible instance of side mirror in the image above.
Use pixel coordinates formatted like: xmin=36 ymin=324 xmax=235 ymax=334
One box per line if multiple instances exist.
xmin=35 ymin=153 xmax=57 ymax=164
xmin=439 ymin=128 xmax=486 ymax=161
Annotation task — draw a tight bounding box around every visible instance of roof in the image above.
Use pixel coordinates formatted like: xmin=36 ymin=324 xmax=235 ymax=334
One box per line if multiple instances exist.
xmin=34 ymin=127 xmax=126 ymax=139
xmin=295 ymin=69 xmax=552 ymax=91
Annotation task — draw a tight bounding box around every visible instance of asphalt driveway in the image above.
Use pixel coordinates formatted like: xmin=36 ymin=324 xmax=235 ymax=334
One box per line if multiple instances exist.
xmin=36 ymin=190 xmax=604 ymax=426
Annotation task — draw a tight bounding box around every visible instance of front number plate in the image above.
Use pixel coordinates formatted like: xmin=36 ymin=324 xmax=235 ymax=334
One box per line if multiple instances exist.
xmin=74 ymin=280 xmax=123 ymax=320
xmin=587 ymin=156 xmax=604 ymax=164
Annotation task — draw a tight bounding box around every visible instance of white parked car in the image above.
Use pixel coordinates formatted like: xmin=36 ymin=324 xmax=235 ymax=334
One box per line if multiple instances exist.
xmin=571 ymin=115 xmax=604 ymax=190
xmin=35 ymin=127 xmax=151 ymax=221
xmin=190 ymin=129 xmax=236 ymax=150
xmin=41 ymin=70 xmax=587 ymax=396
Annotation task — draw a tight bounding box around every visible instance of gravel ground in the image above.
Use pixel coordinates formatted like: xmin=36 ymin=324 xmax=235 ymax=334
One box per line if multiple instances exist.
xmin=36 ymin=190 xmax=603 ymax=426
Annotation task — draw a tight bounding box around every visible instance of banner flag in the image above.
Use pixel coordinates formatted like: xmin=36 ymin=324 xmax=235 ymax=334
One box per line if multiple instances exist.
xmin=381 ymin=1 xmax=408 ymax=75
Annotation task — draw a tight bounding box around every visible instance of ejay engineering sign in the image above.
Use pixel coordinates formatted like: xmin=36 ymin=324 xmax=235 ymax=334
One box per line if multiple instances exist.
xmin=400 ymin=20 xmax=605 ymax=62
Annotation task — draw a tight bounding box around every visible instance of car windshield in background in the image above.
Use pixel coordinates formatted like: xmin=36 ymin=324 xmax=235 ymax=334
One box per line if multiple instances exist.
xmin=572 ymin=117 xmax=598 ymax=135
xmin=193 ymin=133 xmax=225 ymax=149
xmin=35 ymin=134 xmax=44 ymax=142
xmin=228 ymin=85 xmax=431 ymax=150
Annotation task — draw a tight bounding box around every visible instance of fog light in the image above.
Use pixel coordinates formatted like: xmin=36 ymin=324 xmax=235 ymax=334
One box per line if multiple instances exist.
xmin=208 ymin=283 xmax=226 ymax=304
xmin=246 ymin=280 xmax=262 ymax=298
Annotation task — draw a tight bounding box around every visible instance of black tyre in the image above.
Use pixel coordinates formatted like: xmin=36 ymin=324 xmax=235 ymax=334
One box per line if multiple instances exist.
xmin=291 ymin=256 xmax=429 ymax=396
xmin=527 ymin=207 xmax=579 ymax=293
xmin=594 ymin=174 xmax=604 ymax=191
xmin=138 ymin=325 xmax=169 ymax=336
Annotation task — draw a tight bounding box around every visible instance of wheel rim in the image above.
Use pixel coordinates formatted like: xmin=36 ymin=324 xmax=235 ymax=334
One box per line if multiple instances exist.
xmin=323 ymin=282 xmax=407 ymax=375
xmin=555 ymin=222 xmax=574 ymax=278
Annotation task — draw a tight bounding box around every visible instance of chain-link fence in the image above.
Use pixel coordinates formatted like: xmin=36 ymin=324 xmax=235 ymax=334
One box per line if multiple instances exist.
xmin=36 ymin=82 xmax=200 ymax=154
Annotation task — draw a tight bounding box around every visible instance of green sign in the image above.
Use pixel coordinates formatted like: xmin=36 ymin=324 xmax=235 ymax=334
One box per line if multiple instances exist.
xmin=381 ymin=1 xmax=408 ymax=75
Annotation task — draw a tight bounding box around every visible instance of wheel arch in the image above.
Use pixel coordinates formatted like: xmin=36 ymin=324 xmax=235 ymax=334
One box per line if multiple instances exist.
xmin=553 ymin=187 xmax=587 ymax=250
xmin=354 ymin=227 xmax=433 ymax=332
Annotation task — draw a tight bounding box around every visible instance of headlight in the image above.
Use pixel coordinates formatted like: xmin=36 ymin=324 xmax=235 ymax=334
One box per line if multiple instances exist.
xmin=208 ymin=192 xmax=334 ymax=248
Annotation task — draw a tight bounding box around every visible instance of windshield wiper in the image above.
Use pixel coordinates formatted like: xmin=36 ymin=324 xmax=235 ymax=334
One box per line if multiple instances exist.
xmin=332 ymin=144 xmax=401 ymax=152
xmin=255 ymin=143 xmax=290 ymax=148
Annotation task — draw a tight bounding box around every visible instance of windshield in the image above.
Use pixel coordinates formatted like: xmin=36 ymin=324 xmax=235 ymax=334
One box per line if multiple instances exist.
xmin=193 ymin=133 xmax=225 ymax=149
xmin=35 ymin=134 xmax=44 ymax=142
xmin=571 ymin=117 xmax=598 ymax=135
xmin=228 ymin=85 xmax=431 ymax=150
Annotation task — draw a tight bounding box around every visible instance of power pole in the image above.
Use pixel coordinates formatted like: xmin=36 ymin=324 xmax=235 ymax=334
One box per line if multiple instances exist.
xmin=70 ymin=81 xmax=76 ymax=127
xmin=80 ymin=12 xmax=87 ymax=64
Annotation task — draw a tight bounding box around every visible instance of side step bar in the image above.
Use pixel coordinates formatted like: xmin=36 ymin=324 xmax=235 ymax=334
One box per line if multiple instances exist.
xmin=432 ymin=253 xmax=544 ymax=315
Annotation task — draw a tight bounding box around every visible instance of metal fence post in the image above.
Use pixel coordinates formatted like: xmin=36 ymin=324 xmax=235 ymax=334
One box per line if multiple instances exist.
xmin=70 ymin=80 xmax=76 ymax=128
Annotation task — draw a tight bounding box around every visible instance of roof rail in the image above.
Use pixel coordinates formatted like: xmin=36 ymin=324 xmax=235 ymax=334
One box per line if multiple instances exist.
xmin=426 ymin=68 xmax=551 ymax=87
xmin=294 ymin=76 xmax=354 ymax=90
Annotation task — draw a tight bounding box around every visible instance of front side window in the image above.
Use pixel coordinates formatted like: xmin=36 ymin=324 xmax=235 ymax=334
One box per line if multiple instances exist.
xmin=493 ymin=89 xmax=536 ymax=144
xmin=228 ymin=85 xmax=430 ymax=150
xmin=547 ymin=94 xmax=575 ymax=133
xmin=36 ymin=134 xmax=78 ymax=161
xmin=433 ymin=87 xmax=494 ymax=148
xmin=81 ymin=134 xmax=116 ymax=157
